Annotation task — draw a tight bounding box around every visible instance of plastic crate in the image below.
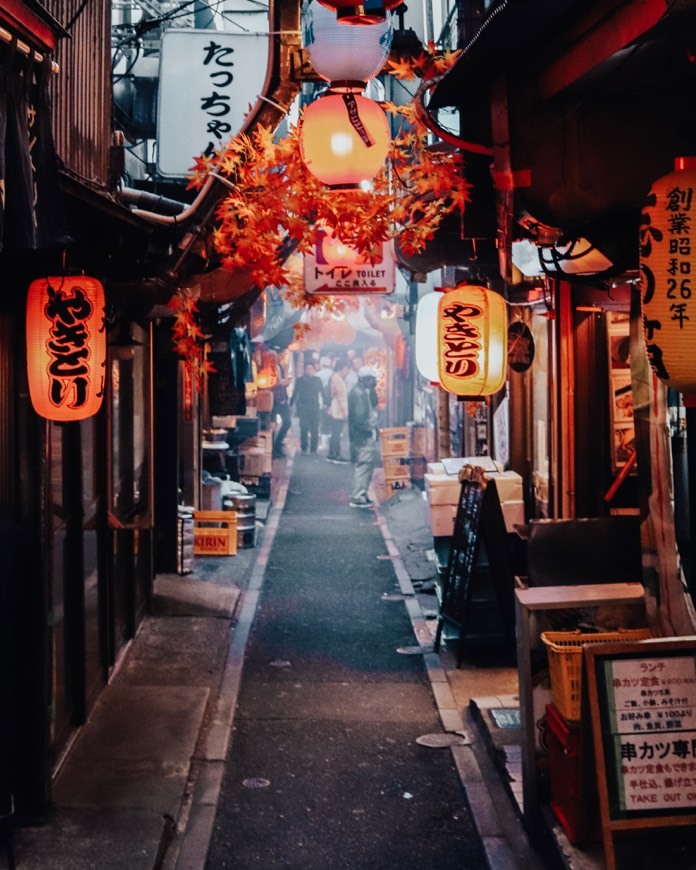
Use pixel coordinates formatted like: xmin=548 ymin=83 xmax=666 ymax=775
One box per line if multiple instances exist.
xmin=541 ymin=628 xmax=652 ymax=721
xmin=193 ymin=510 xmax=237 ymax=556
xmin=383 ymin=457 xmax=410 ymax=480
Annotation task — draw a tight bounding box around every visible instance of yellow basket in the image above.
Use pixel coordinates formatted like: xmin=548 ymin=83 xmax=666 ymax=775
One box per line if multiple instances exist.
xmin=541 ymin=628 xmax=652 ymax=721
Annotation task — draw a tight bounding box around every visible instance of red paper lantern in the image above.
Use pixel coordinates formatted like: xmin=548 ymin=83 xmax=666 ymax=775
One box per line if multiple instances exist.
xmin=437 ymin=284 xmax=508 ymax=397
xmin=316 ymin=1 xmax=404 ymax=25
xmin=300 ymin=89 xmax=390 ymax=189
xmin=640 ymin=157 xmax=696 ymax=405
xmin=26 ymin=276 xmax=106 ymax=421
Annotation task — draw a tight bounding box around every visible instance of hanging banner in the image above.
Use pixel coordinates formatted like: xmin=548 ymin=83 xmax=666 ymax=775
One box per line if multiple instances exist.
xmin=304 ymin=239 xmax=395 ymax=295
xmin=157 ymin=30 xmax=271 ymax=177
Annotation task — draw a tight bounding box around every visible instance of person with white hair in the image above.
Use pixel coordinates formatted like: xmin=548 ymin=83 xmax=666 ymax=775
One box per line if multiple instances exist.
xmin=347 ymin=366 xmax=379 ymax=508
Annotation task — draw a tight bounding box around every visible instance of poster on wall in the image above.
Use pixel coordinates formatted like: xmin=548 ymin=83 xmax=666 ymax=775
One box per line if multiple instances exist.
xmin=607 ymin=312 xmax=636 ymax=472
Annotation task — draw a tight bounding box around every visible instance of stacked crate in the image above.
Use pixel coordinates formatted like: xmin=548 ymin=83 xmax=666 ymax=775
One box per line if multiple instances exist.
xmin=238 ymin=429 xmax=273 ymax=487
xmin=380 ymin=427 xmax=411 ymax=494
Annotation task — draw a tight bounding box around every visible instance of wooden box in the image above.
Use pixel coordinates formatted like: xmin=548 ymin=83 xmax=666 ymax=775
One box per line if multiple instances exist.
xmin=193 ymin=510 xmax=237 ymax=556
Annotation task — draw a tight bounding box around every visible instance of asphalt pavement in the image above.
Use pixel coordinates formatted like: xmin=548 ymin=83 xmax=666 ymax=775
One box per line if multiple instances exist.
xmin=8 ymin=446 xmax=542 ymax=870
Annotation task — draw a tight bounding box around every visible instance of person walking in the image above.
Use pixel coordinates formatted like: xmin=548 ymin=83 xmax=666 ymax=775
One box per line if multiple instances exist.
xmin=347 ymin=365 xmax=379 ymax=507
xmin=327 ymin=358 xmax=350 ymax=463
xmin=272 ymin=358 xmax=292 ymax=458
xmin=290 ymin=361 xmax=323 ymax=454
xmin=316 ymin=355 xmax=333 ymax=453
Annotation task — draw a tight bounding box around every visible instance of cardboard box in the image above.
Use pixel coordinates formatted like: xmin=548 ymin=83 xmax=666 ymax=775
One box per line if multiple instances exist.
xmin=501 ymin=499 xmax=525 ymax=532
xmin=489 ymin=470 xmax=523 ymax=502
xmin=427 ymin=461 xmax=445 ymax=475
xmin=193 ymin=510 xmax=237 ymax=556
xmin=239 ymin=447 xmax=266 ymax=477
xmin=424 ymin=473 xmax=461 ymax=505
xmin=425 ymin=501 xmax=457 ymax=537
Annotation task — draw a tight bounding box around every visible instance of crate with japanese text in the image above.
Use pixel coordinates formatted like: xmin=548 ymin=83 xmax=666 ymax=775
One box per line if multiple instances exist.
xmin=380 ymin=427 xmax=409 ymax=458
xmin=382 ymin=456 xmax=411 ymax=481
xmin=193 ymin=510 xmax=237 ymax=556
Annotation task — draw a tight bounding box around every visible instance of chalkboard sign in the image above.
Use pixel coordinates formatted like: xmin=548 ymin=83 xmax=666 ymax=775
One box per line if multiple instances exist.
xmin=585 ymin=637 xmax=696 ymax=870
xmin=434 ymin=467 xmax=515 ymax=663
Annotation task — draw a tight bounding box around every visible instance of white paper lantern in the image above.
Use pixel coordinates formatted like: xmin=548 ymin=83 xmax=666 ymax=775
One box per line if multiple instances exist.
xmin=304 ymin=1 xmax=393 ymax=85
xmin=415 ymin=291 xmax=442 ymax=383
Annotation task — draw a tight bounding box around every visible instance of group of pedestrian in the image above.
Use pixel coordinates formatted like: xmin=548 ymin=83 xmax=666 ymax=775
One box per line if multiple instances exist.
xmin=271 ymin=351 xmax=379 ymax=509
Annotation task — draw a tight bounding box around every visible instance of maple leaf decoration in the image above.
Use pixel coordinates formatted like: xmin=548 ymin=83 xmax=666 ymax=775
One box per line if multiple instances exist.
xmin=168 ymin=290 xmax=213 ymax=393
xmin=172 ymin=45 xmax=469 ymax=367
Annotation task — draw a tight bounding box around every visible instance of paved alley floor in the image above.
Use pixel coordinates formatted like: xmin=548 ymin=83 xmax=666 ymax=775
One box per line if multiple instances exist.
xmin=205 ymin=453 xmax=488 ymax=869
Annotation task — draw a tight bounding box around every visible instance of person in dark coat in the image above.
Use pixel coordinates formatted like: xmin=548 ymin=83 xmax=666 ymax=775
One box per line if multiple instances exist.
xmin=348 ymin=366 xmax=379 ymax=507
xmin=290 ymin=362 xmax=323 ymax=453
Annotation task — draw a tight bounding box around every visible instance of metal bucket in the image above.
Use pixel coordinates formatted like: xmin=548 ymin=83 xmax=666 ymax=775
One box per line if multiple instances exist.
xmin=223 ymin=493 xmax=257 ymax=548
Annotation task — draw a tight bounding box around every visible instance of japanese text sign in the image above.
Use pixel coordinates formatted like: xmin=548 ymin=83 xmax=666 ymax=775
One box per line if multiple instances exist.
xmin=304 ymin=239 xmax=395 ymax=296
xmin=157 ymin=30 xmax=270 ymax=177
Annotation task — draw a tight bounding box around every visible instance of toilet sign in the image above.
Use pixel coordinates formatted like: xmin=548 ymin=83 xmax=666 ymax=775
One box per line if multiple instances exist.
xmin=304 ymin=239 xmax=395 ymax=295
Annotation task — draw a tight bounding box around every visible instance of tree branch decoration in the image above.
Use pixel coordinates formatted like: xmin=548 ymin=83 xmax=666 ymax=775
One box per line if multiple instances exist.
xmin=168 ymin=289 xmax=215 ymax=392
xmin=178 ymin=44 xmax=468 ymax=378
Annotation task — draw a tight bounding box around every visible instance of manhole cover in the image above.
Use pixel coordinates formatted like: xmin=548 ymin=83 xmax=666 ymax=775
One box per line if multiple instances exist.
xmin=242 ymin=778 xmax=271 ymax=789
xmin=416 ymin=732 xmax=470 ymax=748
xmin=270 ymin=659 xmax=292 ymax=669
xmin=396 ymin=644 xmax=434 ymax=655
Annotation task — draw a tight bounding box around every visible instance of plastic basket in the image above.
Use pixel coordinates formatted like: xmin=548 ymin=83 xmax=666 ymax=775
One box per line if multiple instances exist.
xmin=541 ymin=628 xmax=652 ymax=721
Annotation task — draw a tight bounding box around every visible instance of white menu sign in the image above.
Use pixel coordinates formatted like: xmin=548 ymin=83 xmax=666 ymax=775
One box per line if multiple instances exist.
xmin=603 ymin=654 xmax=696 ymax=812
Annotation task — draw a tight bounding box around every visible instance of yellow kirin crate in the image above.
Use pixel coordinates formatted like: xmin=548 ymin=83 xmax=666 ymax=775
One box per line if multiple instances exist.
xmin=193 ymin=510 xmax=237 ymax=556
xmin=541 ymin=628 xmax=652 ymax=721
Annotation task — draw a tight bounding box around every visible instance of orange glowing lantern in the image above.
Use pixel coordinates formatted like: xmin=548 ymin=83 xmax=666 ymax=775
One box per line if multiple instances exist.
xmin=317 ymin=0 xmax=404 ymax=25
xmin=316 ymin=224 xmax=366 ymax=267
xmin=255 ymin=350 xmax=279 ymax=389
xmin=437 ymin=284 xmax=508 ymax=397
xmin=299 ymin=89 xmax=390 ymax=190
xmin=640 ymin=157 xmax=696 ymax=405
xmin=26 ymin=276 xmax=106 ymax=421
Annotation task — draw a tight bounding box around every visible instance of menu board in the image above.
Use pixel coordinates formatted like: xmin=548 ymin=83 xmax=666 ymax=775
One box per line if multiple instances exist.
xmin=585 ymin=638 xmax=696 ymax=870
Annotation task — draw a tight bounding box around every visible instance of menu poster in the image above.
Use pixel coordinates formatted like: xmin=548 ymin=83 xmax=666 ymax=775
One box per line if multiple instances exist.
xmin=601 ymin=653 xmax=696 ymax=813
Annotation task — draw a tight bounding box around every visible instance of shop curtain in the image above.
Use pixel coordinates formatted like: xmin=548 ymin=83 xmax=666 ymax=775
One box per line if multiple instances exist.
xmin=0 ymin=38 xmax=69 ymax=253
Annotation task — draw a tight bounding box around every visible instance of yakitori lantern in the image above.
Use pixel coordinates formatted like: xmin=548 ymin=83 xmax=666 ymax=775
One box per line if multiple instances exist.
xmin=415 ymin=291 xmax=442 ymax=383
xmin=304 ymin=1 xmax=393 ymax=85
xmin=317 ymin=0 xmax=404 ymax=25
xmin=26 ymin=276 xmax=106 ymax=421
xmin=299 ymin=88 xmax=390 ymax=189
xmin=437 ymin=284 xmax=508 ymax=397
xmin=640 ymin=157 xmax=696 ymax=405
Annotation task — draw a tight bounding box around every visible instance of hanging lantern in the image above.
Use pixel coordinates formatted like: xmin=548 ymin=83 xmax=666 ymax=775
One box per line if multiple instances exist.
xmin=316 ymin=224 xmax=366 ymax=267
xmin=317 ymin=0 xmax=404 ymax=25
xmin=415 ymin=291 xmax=442 ymax=383
xmin=304 ymin=1 xmax=393 ymax=86
xmin=255 ymin=349 xmax=279 ymax=390
xmin=437 ymin=284 xmax=508 ymax=397
xmin=26 ymin=277 xmax=106 ymax=421
xmin=299 ymin=88 xmax=390 ymax=190
xmin=640 ymin=157 xmax=696 ymax=405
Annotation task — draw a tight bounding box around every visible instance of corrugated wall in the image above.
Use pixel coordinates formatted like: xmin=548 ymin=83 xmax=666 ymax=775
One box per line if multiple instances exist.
xmin=45 ymin=0 xmax=112 ymax=189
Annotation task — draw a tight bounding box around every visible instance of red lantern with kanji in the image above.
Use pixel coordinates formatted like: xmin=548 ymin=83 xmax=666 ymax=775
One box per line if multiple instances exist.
xmin=640 ymin=157 xmax=696 ymax=405
xmin=26 ymin=276 xmax=106 ymax=421
xmin=437 ymin=284 xmax=508 ymax=397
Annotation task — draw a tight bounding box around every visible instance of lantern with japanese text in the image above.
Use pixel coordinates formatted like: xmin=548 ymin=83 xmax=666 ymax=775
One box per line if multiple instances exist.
xmin=304 ymin=1 xmax=393 ymax=85
xmin=26 ymin=276 xmax=107 ymax=421
xmin=640 ymin=158 xmax=696 ymax=405
xmin=437 ymin=284 xmax=508 ymax=397
xmin=299 ymin=88 xmax=390 ymax=189
xmin=317 ymin=0 xmax=404 ymax=25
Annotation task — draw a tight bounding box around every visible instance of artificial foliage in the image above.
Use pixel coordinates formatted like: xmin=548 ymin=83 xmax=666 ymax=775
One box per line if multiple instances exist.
xmin=174 ymin=44 xmax=468 ymax=380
